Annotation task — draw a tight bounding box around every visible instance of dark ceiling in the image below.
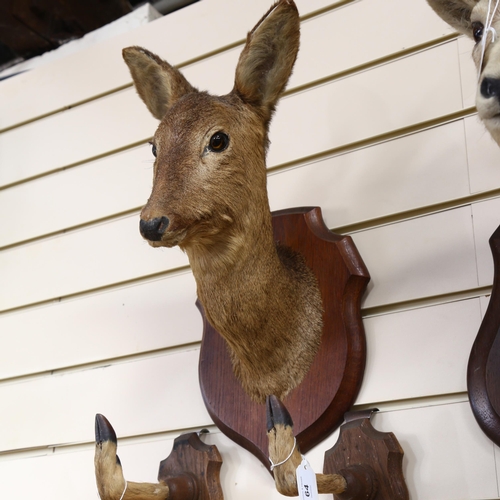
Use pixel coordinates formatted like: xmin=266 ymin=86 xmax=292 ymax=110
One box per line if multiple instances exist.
xmin=0 ymin=0 xmax=198 ymax=71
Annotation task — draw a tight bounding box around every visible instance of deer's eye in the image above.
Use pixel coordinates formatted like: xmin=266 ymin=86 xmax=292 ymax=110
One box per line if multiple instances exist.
xmin=150 ymin=143 xmax=157 ymax=157
xmin=472 ymin=21 xmax=484 ymax=43
xmin=208 ymin=132 xmax=229 ymax=152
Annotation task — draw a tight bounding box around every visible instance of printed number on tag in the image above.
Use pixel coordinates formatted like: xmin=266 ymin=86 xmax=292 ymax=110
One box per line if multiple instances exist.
xmin=296 ymin=457 xmax=319 ymax=500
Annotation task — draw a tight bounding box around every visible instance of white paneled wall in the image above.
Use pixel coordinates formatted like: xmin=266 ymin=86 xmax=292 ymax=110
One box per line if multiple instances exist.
xmin=1 ymin=0 xmax=499 ymax=499
xmin=0 ymin=271 xmax=200 ymax=378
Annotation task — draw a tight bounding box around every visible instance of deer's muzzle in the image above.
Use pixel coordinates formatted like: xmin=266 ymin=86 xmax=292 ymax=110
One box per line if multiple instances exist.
xmin=140 ymin=216 xmax=170 ymax=241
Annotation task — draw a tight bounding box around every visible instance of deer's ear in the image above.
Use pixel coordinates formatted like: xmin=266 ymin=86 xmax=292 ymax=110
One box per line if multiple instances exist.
xmin=427 ymin=0 xmax=479 ymax=36
xmin=123 ymin=46 xmax=197 ymax=120
xmin=233 ymin=0 xmax=300 ymax=120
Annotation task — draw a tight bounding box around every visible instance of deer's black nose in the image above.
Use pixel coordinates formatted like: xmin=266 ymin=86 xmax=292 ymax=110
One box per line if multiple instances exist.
xmin=140 ymin=217 xmax=170 ymax=241
xmin=481 ymin=77 xmax=500 ymax=99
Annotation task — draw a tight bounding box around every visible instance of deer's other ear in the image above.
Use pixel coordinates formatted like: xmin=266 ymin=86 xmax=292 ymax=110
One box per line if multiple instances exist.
xmin=233 ymin=0 xmax=300 ymax=121
xmin=427 ymin=0 xmax=479 ymax=35
xmin=123 ymin=46 xmax=197 ymax=120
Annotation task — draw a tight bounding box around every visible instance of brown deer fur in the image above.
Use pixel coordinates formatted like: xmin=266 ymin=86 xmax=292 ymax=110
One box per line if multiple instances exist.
xmin=427 ymin=0 xmax=500 ymax=145
xmin=122 ymin=0 xmax=323 ymax=403
xmin=266 ymin=396 xmax=347 ymax=496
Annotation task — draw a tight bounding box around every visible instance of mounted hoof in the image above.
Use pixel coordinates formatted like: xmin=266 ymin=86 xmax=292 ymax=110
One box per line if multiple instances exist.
xmin=94 ymin=414 xmax=170 ymax=500
xmin=266 ymin=398 xmax=347 ymax=496
xmin=266 ymin=397 xmax=301 ymax=495
xmin=94 ymin=414 xmax=127 ymax=500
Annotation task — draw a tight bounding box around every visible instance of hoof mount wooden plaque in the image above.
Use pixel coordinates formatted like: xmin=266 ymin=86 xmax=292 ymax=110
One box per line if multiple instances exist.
xmin=158 ymin=432 xmax=224 ymax=500
xmin=468 ymin=223 xmax=500 ymax=446
xmin=324 ymin=409 xmax=409 ymax=500
xmin=198 ymin=207 xmax=370 ymax=468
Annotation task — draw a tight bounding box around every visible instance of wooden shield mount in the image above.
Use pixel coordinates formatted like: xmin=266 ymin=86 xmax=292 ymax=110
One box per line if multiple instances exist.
xmin=198 ymin=207 xmax=370 ymax=469
xmin=468 ymin=223 xmax=500 ymax=446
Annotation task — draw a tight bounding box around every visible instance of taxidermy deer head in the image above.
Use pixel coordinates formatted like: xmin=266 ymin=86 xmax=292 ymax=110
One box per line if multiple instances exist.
xmin=427 ymin=0 xmax=500 ymax=146
xmin=123 ymin=0 xmax=323 ymax=403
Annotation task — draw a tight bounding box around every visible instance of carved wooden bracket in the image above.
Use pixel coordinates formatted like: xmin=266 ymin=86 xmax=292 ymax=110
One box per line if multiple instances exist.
xmin=158 ymin=431 xmax=223 ymax=500
xmin=198 ymin=207 xmax=370 ymax=469
xmin=468 ymin=223 xmax=500 ymax=446
xmin=94 ymin=414 xmax=223 ymax=500
xmin=324 ymin=409 xmax=409 ymax=500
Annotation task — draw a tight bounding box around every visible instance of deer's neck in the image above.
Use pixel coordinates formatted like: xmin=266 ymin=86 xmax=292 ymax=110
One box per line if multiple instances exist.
xmin=184 ymin=204 xmax=282 ymax=343
xmin=184 ymin=200 xmax=323 ymax=403
xmin=186 ymin=205 xmax=278 ymax=288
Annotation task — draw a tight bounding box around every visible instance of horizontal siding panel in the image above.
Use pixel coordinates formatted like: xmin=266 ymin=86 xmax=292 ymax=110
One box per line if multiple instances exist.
xmin=471 ymin=197 xmax=500 ymax=287
xmin=0 ymin=88 xmax=158 ymax=188
xmin=269 ymin=121 xmax=470 ymax=228
xmin=0 ymin=144 xmax=152 ymax=248
xmin=480 ymin=295 xmax=490 ymax=318
xmin=465 ymin=115 xmax=500 ymax=194
xmin=0 ymin=214 xmax=189 ymax=311
xmin=1 ymin=41 xmax=463 ymax=188
xmin=268 ymin=41 xmax=463 ymax=167
xmin=1 ymin=120 xmax=471 ymax=248
xmin=458 ymin=35 xmax=477 ymax=108
xmin=291 ymin=0 xmax=451 ymax=89
xmin=1 ymin=402 xmax=497 ymax=500
xmin=295 ymin=0 xmax=339 ymax=11
xmin=357 ymin=299 xmax=481 ymax=404
xmin=181 ymin=46 xmax=240 ymax=97
xmin=0 ymin=271 xmax=200 ymax=380
xmin=0 ymin=348 xmax=209 ymax=452
xmin=352 ymin=206 xmax=477 ymax=308
xmin=0 ymin=0 xmax=340 ymax=131
xmin=374 ymin=402 xmax=498 ymax=500
xmin=0 ymin=447 xmax=97 ymax=500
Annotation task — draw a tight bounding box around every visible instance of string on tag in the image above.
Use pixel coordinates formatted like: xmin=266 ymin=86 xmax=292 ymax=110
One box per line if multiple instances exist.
xmin=269 ymin=437 xmax=297 ymax=471
xmin=96 ymin=480 xmax=127 ymax=500
xmin=479 ymin=0 xmax=500 ymax=80
xmin=118 ymin=481 xmax=128 ymax=500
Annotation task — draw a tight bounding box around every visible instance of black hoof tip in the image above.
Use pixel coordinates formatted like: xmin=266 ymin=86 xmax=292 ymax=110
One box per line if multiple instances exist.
xmin=95 ymin=414 xmax=117 ymax=444
xmin=266 ymin=395 xmax=294 ymax=431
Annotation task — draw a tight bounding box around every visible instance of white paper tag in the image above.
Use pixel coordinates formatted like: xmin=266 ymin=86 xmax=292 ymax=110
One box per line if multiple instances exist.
xmin=296 ymin=457 xmax=319 ymax=500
